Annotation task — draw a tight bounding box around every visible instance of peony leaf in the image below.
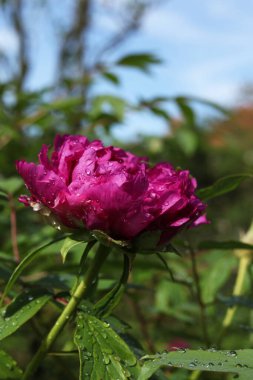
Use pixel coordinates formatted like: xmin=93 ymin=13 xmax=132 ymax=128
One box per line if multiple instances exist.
xmin=60 ymin=236 xmax=86 ymax=263
xmin=74 ymin=312 xmax=140 ymax=380
xmin=138 ymin=349 xmax=253 ymax=380
xmin=0 ymin=289 xmax=51 ymax=341
xmin=0 ymin=350 xmax=23 ymax=379
xmin=1 ymin=235 xmax=66 ymax=304
xmin=197 ymin=174 xmax=252 ymax=201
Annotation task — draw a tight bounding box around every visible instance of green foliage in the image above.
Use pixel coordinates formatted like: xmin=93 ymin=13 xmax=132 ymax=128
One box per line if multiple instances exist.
xmin=0 ymin=350 xmax=23 ymax=379
xmin=74 ymin=312 xmax=140 ymax=380
xmin=139 ymin=349 xmax=253 ymax=380
xmin=117 ymin=53 xmax=162 ymax=72
xmin=197 ymin=174 xmax=252 ymax=201
xmin=60 ymin=236 xmax=86 ymax=263
xmin=0 ymin=289 xmax=51 ymax=341
xmin=1 ymin=236 xmax=66 ymax=302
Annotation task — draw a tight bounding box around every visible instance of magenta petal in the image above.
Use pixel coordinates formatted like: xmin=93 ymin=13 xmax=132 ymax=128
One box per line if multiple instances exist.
xmin=16 ymin=160 xmax=67 ymax=207
xmin=16 ymin=134 xmax=208 ymax=243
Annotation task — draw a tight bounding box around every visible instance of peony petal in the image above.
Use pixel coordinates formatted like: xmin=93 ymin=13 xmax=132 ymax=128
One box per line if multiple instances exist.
xmin=16 ymin=160 xmax=67 ymax=208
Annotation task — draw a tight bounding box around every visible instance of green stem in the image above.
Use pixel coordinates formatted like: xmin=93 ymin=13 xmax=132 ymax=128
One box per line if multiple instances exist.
xmin=22 ymin=243 xmax=109 ymax=380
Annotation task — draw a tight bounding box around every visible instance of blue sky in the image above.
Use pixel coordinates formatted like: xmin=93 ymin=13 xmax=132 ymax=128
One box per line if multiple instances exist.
xmin=1 ymin=0 xmax=253 ymax=139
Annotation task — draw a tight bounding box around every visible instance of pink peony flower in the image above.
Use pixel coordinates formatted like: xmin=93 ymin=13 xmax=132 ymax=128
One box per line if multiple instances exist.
xmin=16 ymin=135 xmax=208 ymax=243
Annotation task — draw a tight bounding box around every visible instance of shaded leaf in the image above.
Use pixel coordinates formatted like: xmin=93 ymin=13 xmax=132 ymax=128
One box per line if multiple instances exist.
xmin=175 ymin=97 xmax=196 ymax=126
xmin=1 ymin=235 xmax=66 ymax=304
xmin=0 ymin=289 xmax=51 ymax=341
xmin=197 ymin=174 xmax=252 ymax=201
xmin=0 ymin=350 xmax=23 ymax=379
xmin=102 ymin=72 xmax=120 ymax=85
xmin=117 ymin=53 xmax=161 ymax=72
xmin=75 ymin=312 xmax=140 ymax=379
xmin=92 ymin=230 xmax=130 ymax=250
xmin=199 ymin=240 xmax=253 ymax=250
xmin=139 ymin=349 xmax=253 ymax=380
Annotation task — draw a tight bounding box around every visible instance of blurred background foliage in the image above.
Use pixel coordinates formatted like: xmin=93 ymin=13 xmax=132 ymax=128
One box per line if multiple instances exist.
xmin=1 ymin=1 xmax=253 ymax=379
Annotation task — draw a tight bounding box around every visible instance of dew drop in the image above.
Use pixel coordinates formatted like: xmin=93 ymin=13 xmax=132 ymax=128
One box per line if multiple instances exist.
xmin=227 ymin=350 xmax=237 ymax=358
xmin=176 ymin=348 xmax=186 ymax=353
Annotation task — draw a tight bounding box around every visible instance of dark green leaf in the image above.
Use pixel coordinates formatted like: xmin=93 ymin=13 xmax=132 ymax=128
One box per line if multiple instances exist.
xmin=0 ymin=190 xmax=8 ymax=200
xmin=0 ymin=289 xmax=51 ymax=341
xmin=197 ymin=174 xmax=252 ymax=201
xmin=175 ymin=97 xmax=196 ymax=126
xmin=0 ymin=350 xmax=23 ymax=379
xmin=149 ymin=106 xmax=171 ymax=121
xmin=139 ymin=349 xmax=253 ymax=380
xmin=117 ymin=53 xmax=161 ymax=72
xmin=199 ymin=240 xmax=253 ymax=250
xmin=75 ymin=312 xmax=140 ymax=380
xmin=102 ymin=72 xmax=120 ymax=85
xmin=94 ymin=255 xmax=130 ymax=317
xmin=218 ymin=295 xmax=253 ymax=308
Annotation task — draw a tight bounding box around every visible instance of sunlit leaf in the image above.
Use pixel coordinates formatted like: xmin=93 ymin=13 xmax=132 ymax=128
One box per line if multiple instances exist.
xmin=139 ymin=349 xmax=253 ymax=380
xmin=0 ymin=350 xmax=23 ymax=379
xmin=0 ymin=177 xmax=23 ymax=194
xmin=60 ymin=236 xmax=86 ymax=263
xmin=74 ymin=312 xmax=140 ymax=380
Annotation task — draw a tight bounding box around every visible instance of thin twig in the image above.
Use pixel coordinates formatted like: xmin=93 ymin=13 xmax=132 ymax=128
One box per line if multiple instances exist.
xmin=188 ymin=245 xmax=210 ymax=347
xmin=128 ymin=295 xmax=156 ymax=353
xmin=8 ymin=193 xmax=20 ymax=262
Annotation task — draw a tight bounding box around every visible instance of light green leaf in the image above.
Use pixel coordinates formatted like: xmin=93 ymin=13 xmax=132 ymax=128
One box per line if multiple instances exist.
xmin=74 ymin=312 xmax=140 ymax=380
xmin=0 ymin=350 xmax=23 ymax=379
xmin=138 ymin=349 xmax=253 ymax=380
xmin=197 ymin=174 xmax=252 ymax=201
xmin=201 ymin=253 xmax=237 ymax=303
xmin=60 ymin=236 xmax=86 ymax=263
xmin=1 ymin=235 xmax=66 ymax=304
xmin=0 ymin=177 xmax=23 ymax=194
xmin=0 ymin=289 xmax=51 ymax=341
xmin=91 ymin=95 xmax=126 ymax=121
